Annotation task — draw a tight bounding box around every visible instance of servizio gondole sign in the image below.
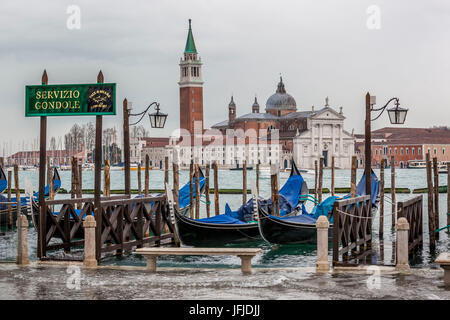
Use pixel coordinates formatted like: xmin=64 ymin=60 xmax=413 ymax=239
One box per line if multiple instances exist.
xmin=25 ymin=83 xmax=116 ymax=117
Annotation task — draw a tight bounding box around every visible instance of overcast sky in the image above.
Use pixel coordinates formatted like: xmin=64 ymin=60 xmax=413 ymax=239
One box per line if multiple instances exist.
xmin=0 ymin=0 xmax=449 ymax=154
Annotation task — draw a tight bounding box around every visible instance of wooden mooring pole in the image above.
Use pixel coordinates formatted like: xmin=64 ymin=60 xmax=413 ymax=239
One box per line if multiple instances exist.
xmin=71 ymin=156 xmax=77 ymax=200
xmin=379 ymin=158 xmax=385 ymax=237
xmin=350 ymin=155 xmax=357 ymax=197
xmin=243 ymin=160 xmax=247 ymax=205
xmin=7 ymin=170 xmax=12 ymax=229
xmin=331 ymin=156 xmax=335 ymax=196
xmin=391 ymin=156 xmax=396 ymax=227
xmin=137 ymin=163 xmax=142 ymax=194
xmin=172 ymin=157 xmax=179 ymax=211
xmin=94 ymin=70 xmax=104 ymax=261
xmin=447 ymin=163 xmax=450 ymax=227
xmin=164 ymin=156 xmax=169 ymax=187
xmin=214 ymin=161 xmax=219 ymax=216
xmin=38 ymin=70 xmax=48 ymax=258
xmin=205 ymin=164 xmax=211 ymax=218
xmin=256 ymin=163 xmax=260 ymax=194
xmin=314 ymin=160 xmax=318 ymax=199
xmin=426 ymin=152 xmax=436 ymax=251
xmin=145 ymin=155 xmax=150 ymax=198
xmin=195 ymin=163 xmax=200 ymax=219
xmin=123 ymin=98 xmax=131 ymax=195
xmin=14 ymin=164 xmax=21 ymax=224
xmin=77 ymin=163 xmax=82 ymax=209
xmin=271 ymin=164 xmax=279 ymax=216
xmin=318 ymin=157 xmax=324 ymax=203
xmin=433 ymin=157 xmax=439 ymax=239
xmin=104 ymin=159 xmax=110 ymax=197
xmin=47 ymin=158 xmax=53 ymax=200
xmin=189 ymin=161 xmax=194 ymax=218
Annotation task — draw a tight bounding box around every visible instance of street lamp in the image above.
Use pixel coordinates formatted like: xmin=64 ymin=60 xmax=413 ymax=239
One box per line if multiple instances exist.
xmin=123 ymin=99 xmax=168 ymax=194
xmin=129 ymin=101 xmax=168 ymax=128
xmin=365 ymin=93 xmax=409 ymax=206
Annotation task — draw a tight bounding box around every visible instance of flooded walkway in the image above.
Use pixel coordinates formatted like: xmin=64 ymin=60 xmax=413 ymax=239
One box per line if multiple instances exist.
xmin=0 ymin=263 xmax=448 ymax=300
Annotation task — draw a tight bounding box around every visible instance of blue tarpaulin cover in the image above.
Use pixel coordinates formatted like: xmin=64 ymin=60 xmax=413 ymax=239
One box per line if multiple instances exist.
xmin=277 ymin=170 xmax=380 ymax=224
xmin=178 ymin=176 xmax=205 ymax=209
xmin=0 ymin=166 xmax=6 ymax=193
xmin=223 ymin=170 xmax=307 ymax=223
xmin=196 ymin=214 xmax=246 ymax=225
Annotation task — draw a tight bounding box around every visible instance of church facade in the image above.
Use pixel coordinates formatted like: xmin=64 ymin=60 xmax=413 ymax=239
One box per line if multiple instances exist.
xmin=141 ymin=20 xmax=355 ymax=169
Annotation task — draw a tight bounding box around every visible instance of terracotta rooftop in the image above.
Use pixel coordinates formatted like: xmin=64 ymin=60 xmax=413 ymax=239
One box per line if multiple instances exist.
xmin=372 ymin=127 xmax=450 ymax=144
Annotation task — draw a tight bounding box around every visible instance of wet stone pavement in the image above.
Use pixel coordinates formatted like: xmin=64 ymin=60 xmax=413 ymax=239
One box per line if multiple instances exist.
xmin=0 ymin=263 xmax=448 ymax=300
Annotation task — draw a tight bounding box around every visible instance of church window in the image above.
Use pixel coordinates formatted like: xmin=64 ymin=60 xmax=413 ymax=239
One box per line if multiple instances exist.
xmin=335 ymin=144 xmax=339 ymax=152
xmin=314 ymin=144 xmax=318 ymax=152
xmin=303 ymin=145 xmax=308 ymax=153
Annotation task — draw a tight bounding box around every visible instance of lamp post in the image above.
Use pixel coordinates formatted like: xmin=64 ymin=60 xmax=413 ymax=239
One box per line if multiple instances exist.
xmin=365 ymin=92 xmax=408 ymax=203
xmin=123 ymin=100 xmax=167 ymax=194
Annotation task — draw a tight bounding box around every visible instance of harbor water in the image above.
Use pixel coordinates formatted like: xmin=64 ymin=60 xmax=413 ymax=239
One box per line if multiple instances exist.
xmin=0 ymin=168 xmax=449 ymax=270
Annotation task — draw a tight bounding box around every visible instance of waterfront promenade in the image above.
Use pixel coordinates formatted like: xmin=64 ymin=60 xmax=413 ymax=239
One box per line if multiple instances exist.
xmin=0 ymin=262 xmax=448 ymax=300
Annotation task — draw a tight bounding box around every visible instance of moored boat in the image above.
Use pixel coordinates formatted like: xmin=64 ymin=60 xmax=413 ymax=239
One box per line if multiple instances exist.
xmin=173 ymin=161 xmax=308 ymax=246
xmin=257 ymin=170 xmax=380 ymax=245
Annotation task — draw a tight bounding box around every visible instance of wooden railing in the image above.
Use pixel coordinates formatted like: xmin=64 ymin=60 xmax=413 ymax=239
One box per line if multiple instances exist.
xmin=332 ymin=195 xmax=372 ymax=266
xmin=41 ymin=194 xmax=176 ymax=261
xmin=397 ymin=195 xmax=423 ymax=252
xmin=99 ymin=195 xmax=176 ymax=257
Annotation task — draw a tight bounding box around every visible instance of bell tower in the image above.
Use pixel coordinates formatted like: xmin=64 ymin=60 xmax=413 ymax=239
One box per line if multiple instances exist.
xmin=179 ymin=19 xmax=204 ymax=134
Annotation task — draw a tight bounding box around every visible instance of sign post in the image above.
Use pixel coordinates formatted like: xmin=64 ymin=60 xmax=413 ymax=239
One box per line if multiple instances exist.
xmin=29 ymin=70 xmax=116 ymax=260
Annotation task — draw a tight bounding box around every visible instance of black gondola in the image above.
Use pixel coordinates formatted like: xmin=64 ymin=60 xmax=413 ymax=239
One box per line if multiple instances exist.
xmin=257 ymin=170 xmax=380 ymax=245
xmin=173 ymin=161 xmax=308 ymax=246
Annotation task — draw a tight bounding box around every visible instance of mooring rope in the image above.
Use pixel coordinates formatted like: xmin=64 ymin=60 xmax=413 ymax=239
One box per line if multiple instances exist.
xmin=334 ymin=207 xmax=400 ymax=219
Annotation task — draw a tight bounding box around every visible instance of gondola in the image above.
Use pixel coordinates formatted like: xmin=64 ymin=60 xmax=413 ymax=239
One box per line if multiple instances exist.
xmin=173 ymin=161 xmax=309 ymax=246
xmin=0 ymin=168 xmax=61 ymax=226
xmin=0 ymin=166 xmax=7 ymax=194
xmin=257 ymin=170 xmax=380 ymax=245
xmin=31 ymin=167 xmax=206 ymax=240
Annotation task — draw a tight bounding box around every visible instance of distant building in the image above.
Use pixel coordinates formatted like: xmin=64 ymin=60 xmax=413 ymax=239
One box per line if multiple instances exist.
xmin=129 ymin=137 xmax=146 ymax=164
xmin=141 ymin=137 xmax=171 ymax=168
xmin=142 ymin=20 xmax=355 ymax=169
xmin=356 ymin=127 xmax=450 ymax=168
xmin=7 ymin=149 xmax=85 ymax=167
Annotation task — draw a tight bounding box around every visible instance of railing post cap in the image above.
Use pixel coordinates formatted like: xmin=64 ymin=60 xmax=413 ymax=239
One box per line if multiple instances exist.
xmin=316 ymin=215 xmax=329 ymax=228
xmin=396 ymin=217 xmax=409 ymax=230
xmin=83 ymin=215 xmax=96 ymax=228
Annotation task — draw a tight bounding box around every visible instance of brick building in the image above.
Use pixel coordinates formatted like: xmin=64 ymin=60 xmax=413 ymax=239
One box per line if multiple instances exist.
xmin=356 ymin=127 xmax=450 ymax=168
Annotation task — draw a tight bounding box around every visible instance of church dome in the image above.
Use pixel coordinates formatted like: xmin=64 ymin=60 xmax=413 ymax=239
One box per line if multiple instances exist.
xmin=265 ymin=77 xmax=296 ymax=111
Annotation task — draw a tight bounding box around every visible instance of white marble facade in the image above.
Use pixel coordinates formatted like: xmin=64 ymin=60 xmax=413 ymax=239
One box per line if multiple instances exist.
xmin=293 ymin=106 xmax=355 ymax=169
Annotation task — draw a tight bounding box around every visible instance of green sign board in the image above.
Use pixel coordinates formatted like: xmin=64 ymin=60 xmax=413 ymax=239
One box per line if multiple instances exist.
xmin=25 ymin=83 xmax=116 ymax=117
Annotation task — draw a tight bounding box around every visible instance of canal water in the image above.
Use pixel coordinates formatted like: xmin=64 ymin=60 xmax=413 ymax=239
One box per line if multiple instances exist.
xmin=0 ymin=168 xmax=449 ymax=269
